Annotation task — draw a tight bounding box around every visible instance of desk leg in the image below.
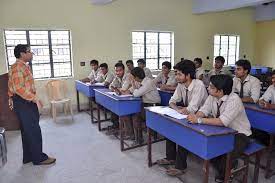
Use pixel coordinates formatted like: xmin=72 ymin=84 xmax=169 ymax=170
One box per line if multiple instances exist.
xmin=147 ymin=127 xmax=152 ymax=167
xmin=224 ymin=153 xmax=232 ymax=183
xmin=90 ymin=97 xmax=94 ymax=123
xmin=120 ymin=117 xmax=124 ymax=151
xmin=203 ymin=160 xmax=209 ymax=183
xmin=76 ymin=90 xmax=80 ymax=112
xmin=265 ymin=134 xmax=275 ymax=178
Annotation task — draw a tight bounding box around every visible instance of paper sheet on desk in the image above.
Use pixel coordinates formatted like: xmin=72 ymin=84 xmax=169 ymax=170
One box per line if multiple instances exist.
xmin=107 ymin=92 xmax=133 ymax=97
xmin=93 ymin=83 xmax=105 ymax=86
xmin=85 ymin=82 xmax=91 ymax=86
xmin=149 ymin=106 xmax=187 ymax=120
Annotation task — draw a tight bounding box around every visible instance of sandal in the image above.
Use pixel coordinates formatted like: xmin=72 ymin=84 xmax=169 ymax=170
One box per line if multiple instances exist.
xmin=156 ymin=158 xmax=175 ymax=165
xmin=166 ymin=168 xmax=186 ymax=176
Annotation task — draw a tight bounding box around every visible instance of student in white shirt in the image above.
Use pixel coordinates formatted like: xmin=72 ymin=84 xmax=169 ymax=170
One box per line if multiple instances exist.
xmin=194 ymin=57 xmax=205 ymax=80
xmin=137 ymin=59 xmax=153 ymax=79
xmin=126 ymin=60 xmax=134 ymax=74
xmin=82 ymin=60 xmax=101 ymax=83
xmin=108 ymin=62 xmax=133 ymax=137
xmin=232 ymin=59 xmax=261 ymax=103
xmin=94 ymin=63 xmax=114 ymax=87
xmin=153 ymin=61 xmax=177 ymax=91
xmin=259 ymin=70 xmax=275 ymax=109
xmin=157 ymin=60 xmax=208 ymax=176
xmin=122 ymin=67 xmax=160 ymax=144
xmin=187 ymin=74 xmax=251 ymax=182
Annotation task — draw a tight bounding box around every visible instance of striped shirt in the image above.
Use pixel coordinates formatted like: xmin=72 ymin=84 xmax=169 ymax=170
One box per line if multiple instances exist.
xmin=8 ymin=59 xmax=36 ymax=101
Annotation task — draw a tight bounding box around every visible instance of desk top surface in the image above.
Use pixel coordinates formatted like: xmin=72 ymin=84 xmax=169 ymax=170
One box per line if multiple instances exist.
xmin=157 ymin=88 xmax=175 ymax=94
xmin=94 ymin=88 xmax=141 ymax=101
xmin=244 ymin=103 xmax=275 ymax=116
xmin=146 ymin=107 xmax=236 ymax=137
xmin=75 ymin=80 xmax=106 ymax=88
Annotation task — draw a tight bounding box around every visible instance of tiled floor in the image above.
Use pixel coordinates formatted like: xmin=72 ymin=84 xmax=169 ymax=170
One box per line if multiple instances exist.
xmin=0 ymin=112 xmax=274 ymax=183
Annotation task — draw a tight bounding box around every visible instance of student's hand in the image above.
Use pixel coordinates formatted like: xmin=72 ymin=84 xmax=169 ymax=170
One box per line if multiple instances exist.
xmin=90 ymin=80 xmax=96 ymax=84
xmin=258 ymin=99 xmax=266 ymax=108
xmin=187 ymin=114 xmax=198 ymax=124
xmin=176 ymin=107 xmax=189 ymax=115
xmin=160 ymin=84 xmax=167 ymax=90
xmin=8 ymin=98 xmax=13 ymax=110
xmin=264 ymin=102 xmax=272 ymax=109
xmin=120 ymin=90 xmax=131 ymax=95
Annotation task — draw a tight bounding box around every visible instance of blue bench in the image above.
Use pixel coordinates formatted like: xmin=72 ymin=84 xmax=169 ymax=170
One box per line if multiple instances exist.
xmin=230 ymin=141 xmax=265 ymax=183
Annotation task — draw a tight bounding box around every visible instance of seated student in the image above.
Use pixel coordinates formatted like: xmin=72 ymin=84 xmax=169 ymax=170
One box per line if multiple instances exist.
xmin=82 ymin=59 xmax=101 ymax=83
xmin=187 ymin=74 xmax=251 ymax=183
xmin=259 ymin=70 xmax=275 ymax=109
xmin=194 ymin=57 xmax=205 ymax=80
xmin=122 ymin=67 xmax=160 ymax=144
xmin=94 ymin=63 xmax=114 ymax=87
xmin=156 ymin=60 xmax=208 ymax=176
xmin=208 ymin=56 xmax=232 ymax=77
xmin=153 ymin=61 xmax=177 ymax=91
xmin=137 ymin=59 xmax=153 ymax=79
xmin=108 ymin=62 xmax=132 ymax=136
xmin=126 ymin=59 xmax=134 ymax=74
xmin=232 ymin=59 xmax=261 ymax=103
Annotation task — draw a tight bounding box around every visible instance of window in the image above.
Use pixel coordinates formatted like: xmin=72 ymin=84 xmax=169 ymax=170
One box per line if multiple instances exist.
xmin=4 ymin=30 xmax=73 ymax=79
xmin=214 ymin=35 xmax=240 ymax=66
xmin=132 ymin=31 xmax=173 ymax=70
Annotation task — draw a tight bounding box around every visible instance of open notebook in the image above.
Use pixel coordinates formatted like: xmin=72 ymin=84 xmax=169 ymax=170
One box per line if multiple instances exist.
xmin=149 ymin=106 xmax=187 ymax=120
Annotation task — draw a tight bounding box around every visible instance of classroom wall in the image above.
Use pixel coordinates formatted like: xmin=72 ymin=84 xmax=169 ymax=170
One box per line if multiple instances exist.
xmin=0 ymin=0 xmax=256 ymax=108
xmin=255 ymin=20 xmax=275 ymax=68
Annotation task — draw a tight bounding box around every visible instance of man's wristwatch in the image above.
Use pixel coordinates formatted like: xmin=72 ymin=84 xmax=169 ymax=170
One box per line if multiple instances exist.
xmin=197 ymin=118 xmax=203 ymax=124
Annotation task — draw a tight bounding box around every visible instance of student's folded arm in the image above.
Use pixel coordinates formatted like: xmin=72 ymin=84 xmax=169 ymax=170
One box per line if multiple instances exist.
xmin=132 ymin=84 xmax=150 ymax=97
xmin=219 ymin=99 xmax=242 ymax=127
xmin=168 ymin=86 xmax=181 ymax=105
xmin=197 ymin=96 xmax=211 ymax=117
xmin=186 ymin=86 xmax=206 ymax=114
xmin=261 ymin=85 xmax=272 ymax=102
xmin=202 ymin=117 xmax=224 ymax=126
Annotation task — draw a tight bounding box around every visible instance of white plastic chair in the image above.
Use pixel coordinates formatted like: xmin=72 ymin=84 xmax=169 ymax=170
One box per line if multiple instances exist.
xmin=46 ymin=80 xmax=73 ymax=122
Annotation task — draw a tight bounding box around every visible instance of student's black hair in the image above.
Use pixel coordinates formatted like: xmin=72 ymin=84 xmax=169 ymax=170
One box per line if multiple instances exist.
xmin=137 ymin=59 xmax=146 ymax=65
xmin=90 ymin=59 xmax=99 ymax=65
xmin=173 ymin=60 xmax=196 ymax=79
xmin=215 ymin=56 xmax=225 ymax=64
xmin=235 ymin=59 xmax=251 ymax=73
xmin=210 ymin=74 xmax=233 ymax=95
xmin=272 ymin=70 xmax=275 ymax=76
xmin=131 ymin=67 xmax=145 ymax=80
xmin=99 ymin=63 xmax=108 ymax=69
xmin=115 ymin=62 xmax=125 ymax=70
xmin=194 ymin=57 xmax=202 ymax=65
xmin=162 ymin=61 xmax=171 ymax=70
xmin=14 ymin=44 xmax=30 ymax=59
xmin=126 ymin=60 xmax=133 ymax=65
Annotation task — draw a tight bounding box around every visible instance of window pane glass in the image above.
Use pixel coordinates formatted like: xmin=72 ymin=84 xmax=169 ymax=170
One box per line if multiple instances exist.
xmin=132 ymin=32 xmax=144 ymax=44
xmin=146 ymin=59 xmax=158 ymax=70
xmin=214 ymin=45 xmax=220 ymax=57
xmin=53 ymin=62 xmax=72 ymax=77
xmin=4 ymin=30 xmax=27 ymax=46
xmin=146 ymin=32 xmax=158 ymax=44
xmin=159 ymin=33 xmax=171 ymax=44
xmin=31 ymin=45 xmax=50 ymax=64
xmin=159 ymin=45 xmax=171 ymax=57
xmin=52 ymin=45 xmax=71 ymax=63
xmin=214 ymin=35 xmax=220 ymax=45
xmin=51 ymin=31 xmax=70 ymax=45
xmin=146 ymin=44 xmax=158 ymax=59
xmin=32 ymin=64 xmax=51 ymax=78
xmin=29 ymin=31 xmax=48 ymax=45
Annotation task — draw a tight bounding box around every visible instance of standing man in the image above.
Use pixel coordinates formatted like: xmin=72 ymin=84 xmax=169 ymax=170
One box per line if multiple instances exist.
xmin=8 ymin=44 xmax=56 ymax=165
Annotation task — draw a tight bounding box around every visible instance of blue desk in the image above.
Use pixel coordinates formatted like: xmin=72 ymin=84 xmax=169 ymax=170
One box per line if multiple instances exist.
xmin=158 ymin=89 xmax=174 ymax=106
xmin=245 ymin=103 xmax=275 ymax=178
xmin=94 ymin=89 xmax=143 ymax=151
xmin=75 ymin=80 xmax=106 ymax=123
xmin=146 ymin=107 xmax=236 ymax=183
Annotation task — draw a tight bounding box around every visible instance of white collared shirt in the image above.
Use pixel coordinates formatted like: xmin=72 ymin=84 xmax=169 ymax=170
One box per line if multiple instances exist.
xmin=208 ymin=67 xmax=232 ymax=77
xmin=260 ymin=85 xmax=275 ymax=104
xmin=95 ymin=70 xmax=115 ymax=84
xmin=199 ymin=93 xmax=252 ymax=136
xmin=169 ymin=79 xmax=208 ymax=113
xmin=153 ymin=71 xmax=177 ymax=86
xmin=232 ymin=74 xmax=261 ymax=103
xmin=109 ymin=73 xmax=130 ymax=90
xmin=195 ymin=67 xmax=205 ymax=79
xmin=130 ymin=77 xmax=161 ymax=104
xmin=143 ymin=67 xmax=153 ymax=79
xmin=88 ymin=69 xmax=101 ymax=81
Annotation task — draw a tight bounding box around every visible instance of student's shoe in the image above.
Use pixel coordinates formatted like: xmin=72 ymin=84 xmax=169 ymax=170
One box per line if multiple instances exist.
xmin=156 ymin=158 xmax=175 ymax=165
xmin=214 ymin=175 xmax=233 ymax=183
xmin=23 ymin=160 xmax=32 ymax=164
xmin=166 ymin=167 xmax=186 ymax=176
xmin=38 ymin=157 xmax=56 ymax=165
